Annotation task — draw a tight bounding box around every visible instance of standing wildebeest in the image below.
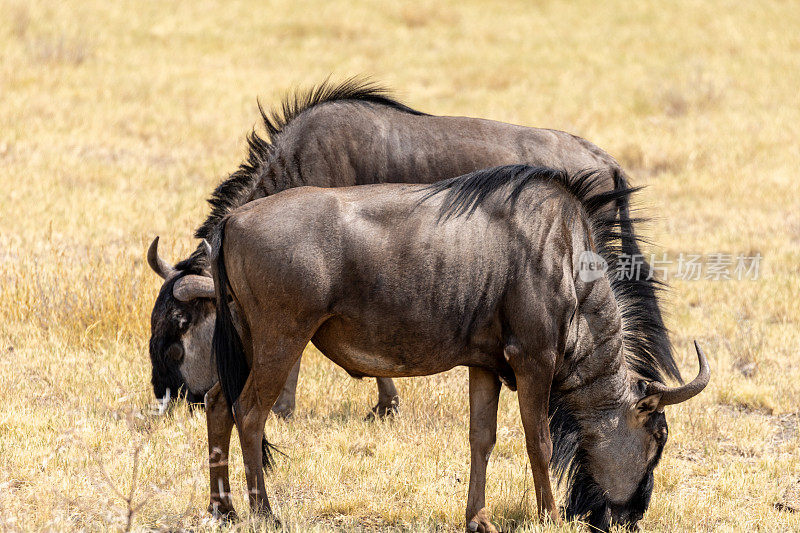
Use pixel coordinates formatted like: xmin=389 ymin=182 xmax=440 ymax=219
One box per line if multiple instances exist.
xmin=205 ymin=165 xmax=709 ymax=532
xmin=148 ymin=79 xmax=679 ymax=419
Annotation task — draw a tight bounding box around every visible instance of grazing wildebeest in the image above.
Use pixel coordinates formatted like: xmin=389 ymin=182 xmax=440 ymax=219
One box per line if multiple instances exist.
xmin=147 ymin=78 xmax=679 ymax=419
xmin=204 ymin=165 xmax=709 ymax=532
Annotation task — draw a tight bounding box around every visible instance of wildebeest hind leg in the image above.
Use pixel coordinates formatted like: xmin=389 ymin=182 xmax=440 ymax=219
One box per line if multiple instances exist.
xmin=205 ymin=382 xmax=237 ymax=520
xmin=233 ymin=335 xmax=307 ymax=521
xmin=465 ymin=367 xmax=501 ymax=533
xmin=367 ymin=377 xmax=400 ymax=419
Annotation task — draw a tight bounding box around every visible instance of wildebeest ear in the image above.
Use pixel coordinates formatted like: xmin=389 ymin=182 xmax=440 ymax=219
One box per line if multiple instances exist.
xmin=632 ymin=393 xmax=662 ymax=423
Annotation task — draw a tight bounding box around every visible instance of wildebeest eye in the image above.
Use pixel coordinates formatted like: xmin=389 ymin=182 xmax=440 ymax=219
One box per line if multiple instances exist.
xmin=165 ymin=343 xmax=184 ymax=362
xmin=171 ymin=311 xmax=190 ymax=330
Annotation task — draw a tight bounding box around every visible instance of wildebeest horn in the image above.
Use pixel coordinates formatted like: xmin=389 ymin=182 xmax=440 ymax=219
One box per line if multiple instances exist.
xmin=173 ymin=275 xmax=215 ymax=301
xmin=147 ymin=236 xmax=176 ymax=279
xmin=647 ymin=340 xmax=710 ymax=406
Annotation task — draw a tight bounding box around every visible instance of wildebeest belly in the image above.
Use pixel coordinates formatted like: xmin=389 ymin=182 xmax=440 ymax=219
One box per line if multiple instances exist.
xmin=310 ymin=315 xmax=505 ymax=379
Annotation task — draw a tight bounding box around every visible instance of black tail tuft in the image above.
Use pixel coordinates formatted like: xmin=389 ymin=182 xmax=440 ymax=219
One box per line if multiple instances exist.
xmin=211 ymin=220 xmax=251 ymax=411
xmin=261 ymin=434 xmax=288 ymax=472
xmin=262 ymin=434 xmax=273 ymax=471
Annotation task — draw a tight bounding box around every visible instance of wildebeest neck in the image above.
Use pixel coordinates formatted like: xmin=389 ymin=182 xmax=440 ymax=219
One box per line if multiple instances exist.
xmin=548 ymin=257 xmax=634 ymax=528
xmin=556 ymin=269 xmax=629 ymax=411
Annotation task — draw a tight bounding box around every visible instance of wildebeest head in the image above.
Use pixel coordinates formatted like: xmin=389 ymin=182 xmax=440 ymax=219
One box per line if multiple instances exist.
xmin=147 ymin=237 xmax=216 ymax=406
xmin=567 ymin=342 xmax=710 ymax=531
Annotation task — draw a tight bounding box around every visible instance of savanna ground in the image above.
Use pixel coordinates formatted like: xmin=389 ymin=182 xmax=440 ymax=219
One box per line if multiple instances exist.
xmin=1 ymin=1 xmax=799 ymax=531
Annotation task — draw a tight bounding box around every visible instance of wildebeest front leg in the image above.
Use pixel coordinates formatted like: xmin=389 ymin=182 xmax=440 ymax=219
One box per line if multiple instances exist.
xmin=205 ymin=383 xmax=236 ymax=519
xmin=367 ymin=377 xmax=400 ymax=419
xmin=516 ymin=370 xmax=561 ymax=524
xmin=271 ymin=358 xmax=301 ymax=418
xmin=465 ymin=367 xmax=501 ymax=533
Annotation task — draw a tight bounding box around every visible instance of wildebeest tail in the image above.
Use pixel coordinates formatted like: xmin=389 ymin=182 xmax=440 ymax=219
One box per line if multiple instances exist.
xmin=210 ymin=220 xmax=281 ymax=471
xmin=211 ymin=218 xmax=250 ymax=413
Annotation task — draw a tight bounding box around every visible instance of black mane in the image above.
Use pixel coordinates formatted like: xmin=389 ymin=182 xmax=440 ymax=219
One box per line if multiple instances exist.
xmin=258 ymin=76 xmax=426 ymax=143
xmin=424 ymin=164 xmax=675 ymax=525
xmin=191 ymin=77 xmax=425 ymax=247
xmin=423 ymin=164 xmax=671 ymax=382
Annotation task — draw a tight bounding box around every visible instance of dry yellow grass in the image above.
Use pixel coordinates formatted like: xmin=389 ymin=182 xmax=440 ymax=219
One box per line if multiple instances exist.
xmin=1 ymin=0 xmax=799 ymax=531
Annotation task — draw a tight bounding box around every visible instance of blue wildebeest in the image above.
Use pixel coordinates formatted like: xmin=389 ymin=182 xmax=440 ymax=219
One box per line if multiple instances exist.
xmin=147 ymin=79 xmax=680 ymax=420
xmin=204 ymin=165 xmax=709 ymax=531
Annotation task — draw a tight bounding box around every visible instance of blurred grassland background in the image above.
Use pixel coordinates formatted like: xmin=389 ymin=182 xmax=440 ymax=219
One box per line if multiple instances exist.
xmin=1 ymin=0 xmax=799 ymax=531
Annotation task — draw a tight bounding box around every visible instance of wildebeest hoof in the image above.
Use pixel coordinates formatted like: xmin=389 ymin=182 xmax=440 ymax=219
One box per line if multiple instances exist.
xmin=467 ymin=508 xmax=499 ymax=532
xmin=467 ymin=520 xmax=499 ymax=533
xmin=271 ymin=403 xmax=295 ymax=419
xmin=265 ymin=513 xmax=283 ymax=530
xmin=207 ymin=502 xmax=238 ymax=522
xmin=366 ymin=397 xmax=399 ymax=420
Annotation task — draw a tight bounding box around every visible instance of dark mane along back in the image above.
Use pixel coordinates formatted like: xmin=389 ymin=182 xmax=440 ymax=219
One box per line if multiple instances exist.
xmin=423 ymin=164 xmax=673 ymax=383
xmin=258 ymin=76 xmax=426 ymax=143
xmin=187 ymin=77 xmax=425 ymax=265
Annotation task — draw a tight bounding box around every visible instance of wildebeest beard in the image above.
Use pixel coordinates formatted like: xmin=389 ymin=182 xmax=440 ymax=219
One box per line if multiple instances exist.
xmin=550 ymin=395 xmax=667 ymax=531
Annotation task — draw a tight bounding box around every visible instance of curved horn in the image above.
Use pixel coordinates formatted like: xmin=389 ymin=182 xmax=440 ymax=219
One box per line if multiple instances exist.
xmin=173 ymin=274 xmax=215 ymax=301
xmin=147 ymin=237 xmax=176 ymax=279
xmin=647 ymin=341 xmax=710 ymax=406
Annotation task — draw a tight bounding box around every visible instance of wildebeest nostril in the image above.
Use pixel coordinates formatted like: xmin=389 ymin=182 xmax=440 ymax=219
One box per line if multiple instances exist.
xmin=166 ymin=343 xmax=184 ymax=362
